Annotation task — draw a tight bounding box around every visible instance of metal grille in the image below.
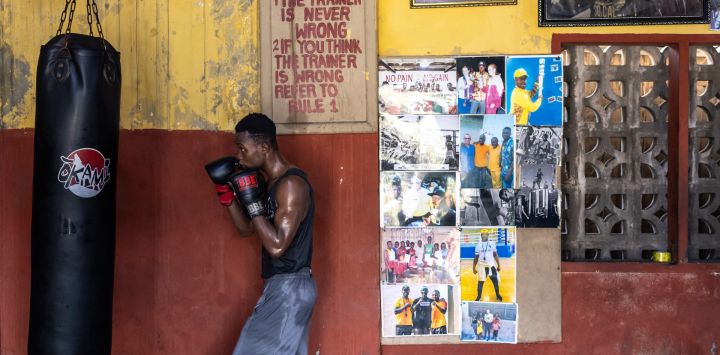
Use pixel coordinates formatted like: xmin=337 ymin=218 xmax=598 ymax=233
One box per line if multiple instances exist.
xmin=688 ymin=46 xmax=720 ymax=261
xmin=561 ymin=45 xmax=669 ymax=261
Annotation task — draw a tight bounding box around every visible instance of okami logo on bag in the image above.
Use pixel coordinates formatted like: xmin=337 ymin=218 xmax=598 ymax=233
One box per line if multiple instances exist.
xmin=57 ymin=148 xmax=111 ymax=198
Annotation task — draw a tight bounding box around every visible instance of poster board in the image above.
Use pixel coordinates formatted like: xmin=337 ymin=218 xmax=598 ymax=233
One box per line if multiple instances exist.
xmin=260 ymin=0 xmax=378 ymax=134
xmin=379 ymin=56 xmax=562 ymax=344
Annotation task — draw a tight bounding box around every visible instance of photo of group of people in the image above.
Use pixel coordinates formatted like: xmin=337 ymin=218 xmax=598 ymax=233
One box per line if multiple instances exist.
xmin=378 ymin=55 xmax=563 ymax=342
xmin=459 ymin=114 xmax=515 ymax=189
xmin=381 ymin=284 xmax=458 ymax=337
xmin=381 ymin=228 xmax=460 ymax=285
xmin=456 ymin=57 xmax=506 ymax=115
xmin=381 ymin=115 xmax=459 ymax=171
xmin=461 ymin=302 xmax=517 ymax=343
xmin=379 ymin=58 xmax=458 ymax=115
xmin=381 ymin=172 xmax=457 ymax=228
xmin=516 ymin=126 xmax=561 ymax=165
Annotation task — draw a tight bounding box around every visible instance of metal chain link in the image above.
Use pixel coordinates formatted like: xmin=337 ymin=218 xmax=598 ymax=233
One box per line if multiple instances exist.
xmin=56 ymin=0 xmax=73 ymax=35
xmin=91 ymin=0 xmax=104 ymax=40
xmin=65 ymin=0 xmax=76 ymax=34
xmin=86 ymin=0 xmax=94 ymax=36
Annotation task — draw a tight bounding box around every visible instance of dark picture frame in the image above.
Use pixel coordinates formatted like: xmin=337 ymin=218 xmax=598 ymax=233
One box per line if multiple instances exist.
xmin=539 ymin=0 xmax=709 ymax=26
xmin=411 ymin=0 xmax=516 ymax=8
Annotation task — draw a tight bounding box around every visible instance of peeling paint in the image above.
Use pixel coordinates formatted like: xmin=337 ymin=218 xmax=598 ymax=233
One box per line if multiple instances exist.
xmin=0 ymin=42 xmax=32 ymax=128
xmin=129 ymin=98 xmax=165 ymax=129
xmin=173 ymin=88 xmax=217 ymax=130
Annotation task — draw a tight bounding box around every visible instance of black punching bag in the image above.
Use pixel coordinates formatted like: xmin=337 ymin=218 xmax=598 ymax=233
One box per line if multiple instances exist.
xmin=29 ymin=2 xmax=121 ymax=353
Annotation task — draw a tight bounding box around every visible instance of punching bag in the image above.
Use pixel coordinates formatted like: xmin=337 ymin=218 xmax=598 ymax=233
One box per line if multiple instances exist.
xmin=29 ymin=2 xmax=121 ymax=354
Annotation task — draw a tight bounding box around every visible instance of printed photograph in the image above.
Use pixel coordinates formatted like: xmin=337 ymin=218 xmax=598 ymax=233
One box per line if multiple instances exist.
xmin=517 ymin=163 xmax=557 ymax=190
xmin=381 ymin=171 xmax=457 ymax=227
xmin=379 ymin=57 xmax=457 ymax=115
xmin=459 ymin=189 xmax=515 ymax=227
xmin=380 ymin=115 xmax=459 ymax=171
xmin=541 ymin=0 xmax=708 ymax=26
xmin=515 ymin=188 xmax=561 ymax=228
xmin=456 ymin=57 xmax=506 ymax=115
xmin=381 ymin=227 xmax=460 ymax=285
xmin=381 ymin=284 xmax=459 ymax=337
xmin=516 ymin=126 xmax=562 ymax=165
xmin=459 ymin=115 xmax=515 ymax=189
xmin=459 ymin=228 xmax=516 ymax=303
xmin=461 ymin=302 xmax=517 ymax=343
xmin=412 ymin=0 xmax=517 ymax=8
xmin=506 ymin=55 xmax=563 ymax=126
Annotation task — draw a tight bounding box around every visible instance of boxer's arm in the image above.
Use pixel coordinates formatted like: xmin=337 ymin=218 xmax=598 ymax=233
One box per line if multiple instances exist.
xmin=250 ymin=176 xmax=310 ymax=258
xmin=227 ymin=202 xmax=254 ymax=237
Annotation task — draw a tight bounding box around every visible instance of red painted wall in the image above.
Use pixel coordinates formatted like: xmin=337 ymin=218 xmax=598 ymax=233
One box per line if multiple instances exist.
xmin=1 ymin=129 xmax=719 ymax=354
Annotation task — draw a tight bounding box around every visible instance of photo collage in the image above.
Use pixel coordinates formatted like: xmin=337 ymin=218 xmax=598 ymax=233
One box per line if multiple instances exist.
xmin=378 ymin=55 xmax=564 ymax=343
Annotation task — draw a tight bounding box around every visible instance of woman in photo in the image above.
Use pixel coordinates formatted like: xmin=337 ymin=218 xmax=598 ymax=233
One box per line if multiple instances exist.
xmin=394 ymin=241 xmax=407 ymax=281
xmin=408 ymin=241 xmax=417 ymax=272
xmin=492 ymin=314 xmax=502 ymax=341
xmin=485 ymin=63 xmax=505 ymax=114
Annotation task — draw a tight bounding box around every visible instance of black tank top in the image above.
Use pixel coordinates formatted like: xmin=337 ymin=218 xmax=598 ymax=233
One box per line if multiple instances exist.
xmin=261 ymin=168 xmax=314 ymax=278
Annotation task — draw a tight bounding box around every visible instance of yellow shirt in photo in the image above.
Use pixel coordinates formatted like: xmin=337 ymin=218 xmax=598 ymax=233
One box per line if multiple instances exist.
xmin=394 ymin=297 xmax=413 ymax=326
xmin=511 ymin=88 xmax=542 ymax=125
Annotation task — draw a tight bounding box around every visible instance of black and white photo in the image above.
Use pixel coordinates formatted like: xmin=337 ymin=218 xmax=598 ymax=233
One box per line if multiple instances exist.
xmin=516 ymin=126 xmax=561 ymax=165
xmin=459 ymin=189 xmax=515 ymax=227
xmin=515 ymin=188 xmax=560 ymax=228
xmin=517 ymin=163 xmax=556 ymax=190
xmin=381 ymin=115 xmax=459 ymax=171
xmin=540 ymin=0 xmax=709 ymax=26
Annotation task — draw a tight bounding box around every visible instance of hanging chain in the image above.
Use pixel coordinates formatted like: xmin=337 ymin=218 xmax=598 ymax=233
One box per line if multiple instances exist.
xmin=86 ymin=0 xmax=94 ymax=36
xmin=65 ymin=0 xmax=77 ymax=34
xmin=56 ymin=0 xmax=73 ymax=35
xmin=55 ymin=0 xmax=103 ymax=38
xmin=91 ymin=0 xmax=104 ymax=40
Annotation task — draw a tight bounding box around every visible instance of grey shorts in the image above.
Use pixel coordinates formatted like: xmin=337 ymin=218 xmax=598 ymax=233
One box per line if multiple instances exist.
xmin=232 ymin=268 xmax=317 ymax=355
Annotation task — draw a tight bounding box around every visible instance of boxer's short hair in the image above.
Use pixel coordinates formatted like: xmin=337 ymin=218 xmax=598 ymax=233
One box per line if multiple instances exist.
xmin=235 ymin=113 xmax=278 ymax=150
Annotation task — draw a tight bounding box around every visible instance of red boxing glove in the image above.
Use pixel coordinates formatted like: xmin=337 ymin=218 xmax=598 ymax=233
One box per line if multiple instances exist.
xmin=215 ymin=184 xmax=235 ymax=207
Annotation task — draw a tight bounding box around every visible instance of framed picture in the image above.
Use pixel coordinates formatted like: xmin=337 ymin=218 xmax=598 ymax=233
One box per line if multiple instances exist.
xmin=411 ymin=0 xmax=516 ymax=8
xmin=539 ymin=0 xmax=709 ymax=26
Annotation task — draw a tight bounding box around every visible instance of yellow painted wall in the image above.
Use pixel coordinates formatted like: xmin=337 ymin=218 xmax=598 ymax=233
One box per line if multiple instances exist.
xmin=378 ymin=1 xmax=713 ymax=56
xmin=0 ymin=0 xmax=259 ymax=130
xmin=1 ymin=1 xmax=715 ymax=130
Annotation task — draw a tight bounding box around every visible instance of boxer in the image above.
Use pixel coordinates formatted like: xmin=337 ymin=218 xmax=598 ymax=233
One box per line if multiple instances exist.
xmin=205 ymin=113 xmax=316 ymax=355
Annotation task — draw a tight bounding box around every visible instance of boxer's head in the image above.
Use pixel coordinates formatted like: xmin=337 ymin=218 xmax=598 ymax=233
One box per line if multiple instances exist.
xmin=234 ymin=113 xmax=278 ymax=169
xmin=402 ymin=285 xmax=410 ymax=297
